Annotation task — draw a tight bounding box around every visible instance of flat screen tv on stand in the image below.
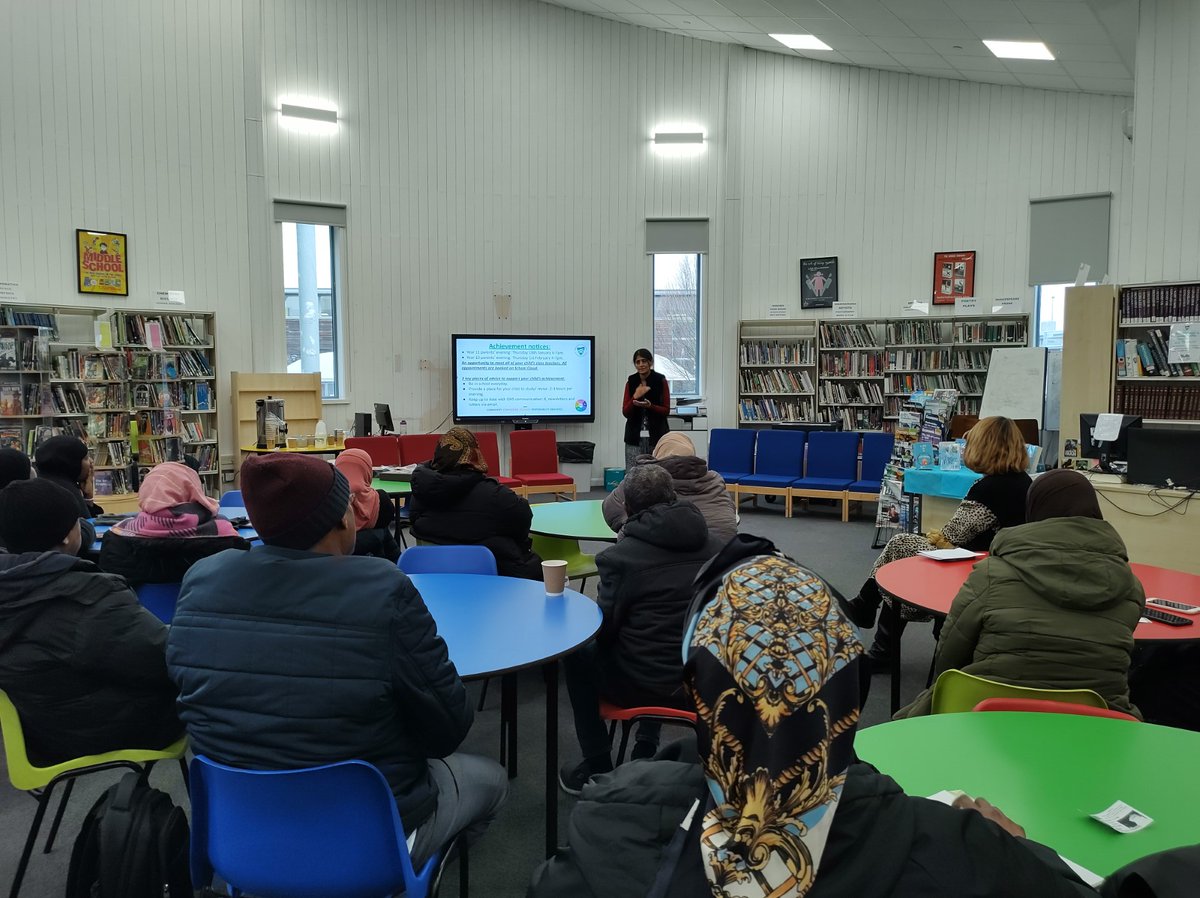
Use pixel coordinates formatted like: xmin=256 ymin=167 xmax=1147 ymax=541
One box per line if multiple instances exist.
xmin=375 ymin=403 xmax=395 ymax=436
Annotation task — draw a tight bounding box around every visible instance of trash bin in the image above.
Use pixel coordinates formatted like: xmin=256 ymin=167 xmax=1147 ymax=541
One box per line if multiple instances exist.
xmin=557 ymin=441 xmax=595 ymax=493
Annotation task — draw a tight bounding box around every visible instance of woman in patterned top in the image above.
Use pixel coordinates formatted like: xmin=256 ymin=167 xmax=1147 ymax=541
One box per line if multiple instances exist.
xmin=842 ymin=416 xmax=1032 ymax=668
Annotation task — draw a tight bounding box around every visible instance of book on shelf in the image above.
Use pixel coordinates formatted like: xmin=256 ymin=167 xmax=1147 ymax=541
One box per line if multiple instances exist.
xmin=952 ymin=321 xmax=1027 ymax=343
xmin=739 ymin=369 xmax=814 ymax=394
xmin=739 ymin=339 xmax=813 ymax=366
xmin=1116 ymin=336 xmax=1200 ymax=377
xmin=93 ymin=471 xmax=114 ymax=496
xmin=820 ymin=350 xmax=881 ymax=377
xmin=0 ymin=309 xmax=57 ymax=333
xmin=820 ymin=322 xmax=878 ymax=348
xmin=0 ymin=337 xmax=16 ymax=371
xmin=1119 ymin=283 xmax=1200 ymax=324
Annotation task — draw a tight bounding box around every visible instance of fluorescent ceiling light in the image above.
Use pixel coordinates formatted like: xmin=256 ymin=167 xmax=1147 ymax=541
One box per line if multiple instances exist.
xmin=281 ymin=103 xmax=337 ymax=124
xmin=983 ymin=40 xmax=1055 ymax=60
xmin=279 ymin=96 xmax=339 ymax=135
xmin=769 ymin=34 xmax=833 ymax=51
xmin=653 ymin=131 xmax=704 ymax=145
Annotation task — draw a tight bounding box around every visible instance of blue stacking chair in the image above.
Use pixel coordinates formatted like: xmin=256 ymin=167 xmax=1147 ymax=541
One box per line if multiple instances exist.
xmin=733 ymin=430 xmax=807 ymax=517
xmin=135 ymin=582 xmax=182 ymax=625
xmin=218 ymin=490 xmax=243 ymax=508
xmin=789 ymin=431 xmax=860 ymax=522
xmin=846 ymin=432 xmax=896 ymax=520
xmin=397 ymin=544 xmax=498 ymax=576
xmin=189 ymin=755 xmax=456 ymax=898
xmin=707 ymin=428 xmax=757 ymax=492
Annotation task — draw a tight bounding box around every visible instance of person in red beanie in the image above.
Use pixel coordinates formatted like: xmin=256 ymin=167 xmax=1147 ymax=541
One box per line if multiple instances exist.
xmin=166 ymin=453 xmax=506 ymax=869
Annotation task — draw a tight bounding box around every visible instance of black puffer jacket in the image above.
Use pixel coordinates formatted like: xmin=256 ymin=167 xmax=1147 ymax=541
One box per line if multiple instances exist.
xmin=0 ymin=551 xmax=181 ymax=765
xmin=595 ymin=501 xmax=721 ymax=702
xmin=166 ymin=546 xmax=471 ymax=833
xmin=408 ymin=464 xmax=542 ymax=579
xmin=98 ymin=531 xmax=252 ymax=584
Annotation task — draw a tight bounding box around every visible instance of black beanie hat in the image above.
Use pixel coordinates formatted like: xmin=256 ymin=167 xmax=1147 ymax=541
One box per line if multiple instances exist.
xmin=0 ymin=448 xmax=31 ymax=490
xmin=34 ymin=435 xmax=89 ymax=480
xmin=240 ymin=454 xmax=351 ymax=550
xmin=0 ymin=479 xmax=81 ymax=553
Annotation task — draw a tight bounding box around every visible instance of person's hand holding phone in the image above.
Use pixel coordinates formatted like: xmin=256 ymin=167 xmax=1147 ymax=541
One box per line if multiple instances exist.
xmin=633 ymin=384 xmax=650 ymax=400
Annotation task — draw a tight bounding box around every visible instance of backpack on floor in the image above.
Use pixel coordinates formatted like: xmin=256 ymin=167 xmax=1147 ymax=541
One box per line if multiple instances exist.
xmin=65 ymin=770 xmax=191 ymax=898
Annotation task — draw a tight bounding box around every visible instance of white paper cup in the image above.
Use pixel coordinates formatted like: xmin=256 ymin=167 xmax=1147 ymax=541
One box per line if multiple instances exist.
xmin=542 ymin=560 xmax=568 ymax=596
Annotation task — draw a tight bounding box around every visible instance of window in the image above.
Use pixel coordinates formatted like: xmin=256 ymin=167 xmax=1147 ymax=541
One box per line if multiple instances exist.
xmin=1034 ymin=283 xmax=1068 ymax=350
xmin=281 ymin=221 xmax=343 ymax=399
xmin=652 ymin=253 xmax=701 ymax=396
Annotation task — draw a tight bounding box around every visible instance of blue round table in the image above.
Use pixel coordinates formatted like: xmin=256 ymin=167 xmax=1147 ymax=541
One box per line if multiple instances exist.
xmin=408 ymin=573 xmax=601 ymax=856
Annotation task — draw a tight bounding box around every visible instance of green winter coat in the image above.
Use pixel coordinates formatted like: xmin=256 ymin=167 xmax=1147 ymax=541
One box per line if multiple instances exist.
xmin=899 ymin=517 xmax=1145 ymax=718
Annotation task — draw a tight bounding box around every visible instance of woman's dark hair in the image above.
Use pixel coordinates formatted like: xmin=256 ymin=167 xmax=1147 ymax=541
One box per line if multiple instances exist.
xmin=632 ymin=348 xmax=653 ymax=364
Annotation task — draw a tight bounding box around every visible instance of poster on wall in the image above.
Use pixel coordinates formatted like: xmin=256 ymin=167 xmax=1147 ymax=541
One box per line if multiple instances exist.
xmin=932 ymin=250 xmax=974 ymax=305
xmin=76 ymin=229 xmax=128 ymax=296
xmin=800 ymin=256 xmax=838 ymax=309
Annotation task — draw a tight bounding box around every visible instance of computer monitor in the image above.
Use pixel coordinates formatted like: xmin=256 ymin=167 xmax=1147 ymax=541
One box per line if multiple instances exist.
xmin=1127 ymin=428 xmax=1200 ymax=489
xmin=1079 ymin=413 xmax=1143 ymax=472
xmin=374 ymin=403 xmax=395 ymax=435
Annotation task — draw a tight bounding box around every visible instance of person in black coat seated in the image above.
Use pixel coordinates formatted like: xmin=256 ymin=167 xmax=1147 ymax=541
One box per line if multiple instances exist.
xmin=31 ymin=435 xmax=98 ymax=557
xmin=408 ymin=426 xmax=542 ymax=579
xmin=0 ymin=446 xmax=30 ymax=490
xmin=0 ymin=479 xmax=182 ymax=767
xmin=166 ymin=453 xmax=507 ymax=869
xmin=559 ymin=464 xmax=722 ymax=795
xmin=622 ymin=348 xmax=670 ymax=471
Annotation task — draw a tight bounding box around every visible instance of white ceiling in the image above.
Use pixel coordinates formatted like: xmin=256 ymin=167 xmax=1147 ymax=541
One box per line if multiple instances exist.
xmin=542 ymin=0 xmax=1138 ymax=95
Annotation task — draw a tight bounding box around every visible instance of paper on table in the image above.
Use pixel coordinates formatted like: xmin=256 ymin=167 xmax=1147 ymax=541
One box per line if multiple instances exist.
xmin=1092 ymin=413 xmax=1123 ymax=443
xmin=1092 ymin=801 xmax=1153 ymax=834
xmin=926 ymin=791 xmax=1105 ymax=889
xmin=919 ymin=548 xmax=984 ymax=561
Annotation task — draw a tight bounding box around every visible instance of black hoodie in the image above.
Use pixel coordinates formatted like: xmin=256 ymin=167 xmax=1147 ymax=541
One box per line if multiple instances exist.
xmin=408 ymin=463 xmax=542 ymax=579
xmin=0 ymin=551 xmax=181 ymax=765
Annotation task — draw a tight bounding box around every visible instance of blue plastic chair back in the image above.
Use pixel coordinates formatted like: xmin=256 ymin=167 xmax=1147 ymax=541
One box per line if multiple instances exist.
xmin=218 ymin=490 xmax=244 ymax=508
xmin=189 ymin=755 xmax=438 ymax=898
xmin=805 ymin=432 xmax=860 ymax=480
xmin=750 ymin=430 xmax=806 ymax=478
xmin=135 ymin=582 xmax=181 ymax=624
xmin=859 ymin=432 xmax=895 ymax=482
xmin=398 ymin=544 xmax=498 ymax=576
xmin=708 ymin=428 xmax=756 ymax=474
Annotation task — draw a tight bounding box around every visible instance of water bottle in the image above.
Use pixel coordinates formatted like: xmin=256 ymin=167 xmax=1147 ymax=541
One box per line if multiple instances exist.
xmin=399 ymin=419 xmax=408 ymax=435
xmin=314 ymin=419 xmax=328 ymax=448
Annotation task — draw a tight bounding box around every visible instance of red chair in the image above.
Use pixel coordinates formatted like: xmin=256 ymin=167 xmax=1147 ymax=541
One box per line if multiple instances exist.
xmin=344 ymin=436 xmax=401 ymax=466
xmin=474 ymin=431 xmax=526 ymax=494
xmin=508 ymin=430 xmax=575 ymax=500
xmin=599 ymin=701 xmax=698 ymax=763
xmin=397 ymin=433 xmax=442 ymax=467
xmin=972 ymin=698 xmax=1139 ymax=722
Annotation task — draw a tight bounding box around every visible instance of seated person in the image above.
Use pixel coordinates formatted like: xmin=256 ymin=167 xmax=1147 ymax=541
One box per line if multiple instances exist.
xmin=560 ymin=464 xmax=721 ymax=794
xmin=603 ymin=432 xmax=737 ymax=544
xmin=0 ymin=479 xmax=182 ymax=765
xmin=844 ymin=415 xmax=1032 ymax=667
xmin=31 ymin=435 xmax=97 ymax=556
xmin=166 ymin=454 xmax=506 ymax=867
xmin=99 ymin=461 xmax=252 ymax=584
xmin=0 ymin=446 xmax=30 ymax=489
xmin=408 ymin=427 xmax=542 ymax=579
xmin=333 ymin=447 xmax=401 ymax=563
xmin=898 ymin=468 xmax=1144 ymax=718
xmin=532 ymin=536 xmax=1100 ymax=898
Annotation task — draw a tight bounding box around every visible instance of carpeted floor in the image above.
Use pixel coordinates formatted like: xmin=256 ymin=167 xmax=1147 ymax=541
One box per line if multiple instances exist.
xmin=0 ymin=491 xmax=939 ymax=897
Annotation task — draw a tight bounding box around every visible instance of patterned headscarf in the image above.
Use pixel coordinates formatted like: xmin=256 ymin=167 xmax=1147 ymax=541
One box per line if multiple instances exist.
xmin=683 ymin=551 xmax=863 ymax=898
xmin=112 ymin=462 xmax=236 ymax=539
xmin=431 ymin=426 xmax=488 ymax=474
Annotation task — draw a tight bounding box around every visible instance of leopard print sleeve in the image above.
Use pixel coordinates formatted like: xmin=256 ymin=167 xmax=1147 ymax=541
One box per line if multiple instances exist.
xmin=939 ymin=499 xmax=998 ymax=548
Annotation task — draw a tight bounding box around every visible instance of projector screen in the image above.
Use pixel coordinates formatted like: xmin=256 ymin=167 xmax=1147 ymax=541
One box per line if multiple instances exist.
xmin=452 ymin=334 xmax=596 ymax=423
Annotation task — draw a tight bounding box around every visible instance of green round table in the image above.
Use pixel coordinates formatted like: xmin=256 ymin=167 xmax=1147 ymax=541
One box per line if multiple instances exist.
xmin=529 ymin=499 xmax=617 ymax=542
xmin=855 ymin=712 xmax=1200 ymax=877
xmin=370 ymin=477 xmax=412 ymax=496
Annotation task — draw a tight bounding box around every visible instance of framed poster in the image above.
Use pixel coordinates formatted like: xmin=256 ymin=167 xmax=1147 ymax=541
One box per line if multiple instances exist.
xmin=76 ymin=229 xmax=128 ymax=296
xmin=933 ymin=250 xmax=974 ymax=305
xmin=800 ymin=256 xmax=838 ymax=309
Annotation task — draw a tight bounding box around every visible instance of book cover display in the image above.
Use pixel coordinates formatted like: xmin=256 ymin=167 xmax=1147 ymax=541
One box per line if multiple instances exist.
xmin=933 ymin=250 xmax=975 ymax=305
xmin=800 ymin=256 xmax=838 ymax=309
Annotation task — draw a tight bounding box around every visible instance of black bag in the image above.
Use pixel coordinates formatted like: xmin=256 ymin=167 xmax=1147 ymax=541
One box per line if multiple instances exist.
xmin=66 ymin=770 xmax=191 ymax=898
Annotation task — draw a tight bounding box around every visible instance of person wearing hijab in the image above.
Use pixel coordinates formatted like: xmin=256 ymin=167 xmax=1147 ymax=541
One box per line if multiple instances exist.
xmin=530 ymin=537 xmax=1098 ymax=898
xmin=603 ymin=432 xmax=737 ymax=543
xmin=99 ymin=462 xmax=251 ymax=584
xmin=333 ymin=447 xmax=400 ymax=562
xmin=34 ymin=434 xmax=103 ymax=516
xmin=408 ymin=426 xmax=542 ymax=579
xmin=896 ymin=469 xmax=1145 ymax=718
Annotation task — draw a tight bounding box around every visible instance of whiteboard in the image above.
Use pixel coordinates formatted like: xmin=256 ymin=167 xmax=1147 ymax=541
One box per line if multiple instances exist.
xmin=979 ymin=347 xmax=1047 ymax=427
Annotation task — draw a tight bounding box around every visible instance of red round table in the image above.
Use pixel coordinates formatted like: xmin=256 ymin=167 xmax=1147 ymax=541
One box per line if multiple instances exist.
xmin=875 ymin=555 xmax=1200 ymax=712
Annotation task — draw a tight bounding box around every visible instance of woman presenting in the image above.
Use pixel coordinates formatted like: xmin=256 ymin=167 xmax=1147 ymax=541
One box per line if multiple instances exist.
xmin=622 ymin=349 xmax=669 ymax=470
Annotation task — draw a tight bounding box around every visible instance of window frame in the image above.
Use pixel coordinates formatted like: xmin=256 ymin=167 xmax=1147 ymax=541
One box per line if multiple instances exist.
xmin=650 ymin=251 xmax=703 ymax=399
xmin=279 ymin=219 xmax=347 ymax=401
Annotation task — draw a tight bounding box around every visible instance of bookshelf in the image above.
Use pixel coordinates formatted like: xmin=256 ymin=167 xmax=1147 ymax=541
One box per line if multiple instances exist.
xmin=1112 ymin=282 xmax=1200 ymax=425
xmin=0 ymin=305 xmax=219 ymax=503
xmin=736 ymin=320 xmax=818 ymax=424
xmin=738 ymin=313 xmax=1030 ymax=433
xmin=818 ymin=320 xmax=885 ymax=430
